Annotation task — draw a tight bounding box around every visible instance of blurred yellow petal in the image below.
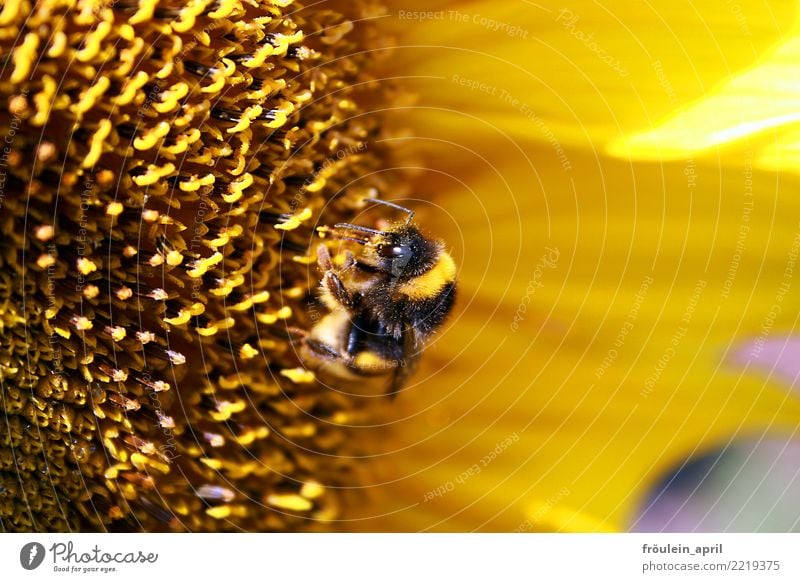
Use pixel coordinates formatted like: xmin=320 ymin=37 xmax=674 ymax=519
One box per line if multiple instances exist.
xmin=350 ymin=0 xmax=800 ymax=531
xmin=383 ymin=0 xmax=797 ymax=150
xmin=610 ymin=16 xmax=800 ymax=165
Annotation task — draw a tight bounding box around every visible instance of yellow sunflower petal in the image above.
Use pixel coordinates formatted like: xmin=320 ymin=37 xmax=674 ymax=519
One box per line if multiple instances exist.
xmin=610 ymin=17 xmax=800 ymax=166
xmin=351 ymin=0 xmax=800 ymax=532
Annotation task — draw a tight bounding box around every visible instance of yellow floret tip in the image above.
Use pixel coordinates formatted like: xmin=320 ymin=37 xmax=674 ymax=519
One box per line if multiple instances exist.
xmin=280 ymin=368 xmax=316 ymax=384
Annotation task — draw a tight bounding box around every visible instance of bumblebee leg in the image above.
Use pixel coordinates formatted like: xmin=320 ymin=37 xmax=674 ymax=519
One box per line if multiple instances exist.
xmin=323 ymin=271 xmax=354 ymax=308
xmin=317 ymin=244 xmax=356 ymax=307
xmin=305 ymin=338 xmax=344 ymax=361
xmin=386 ymin=332 xmax=420 ymax=398
xmin=285 ymin=326 xmax=308 ymax=342
xmin=387 ymin=366 xmax=410 ymax=399
xmin=341 ymin=249 xmax=356 ymax=270
xmin=316 ymin=243 xmax=333 ymax=271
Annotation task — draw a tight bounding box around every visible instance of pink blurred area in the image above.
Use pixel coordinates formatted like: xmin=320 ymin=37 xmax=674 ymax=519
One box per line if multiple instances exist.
xmin=732 ymin=336 xmax=800 ymax=389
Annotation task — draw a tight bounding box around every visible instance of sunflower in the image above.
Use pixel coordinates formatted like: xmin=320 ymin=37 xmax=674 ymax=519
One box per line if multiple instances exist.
xmin=3 ymin=0 xmax=800 ymax=535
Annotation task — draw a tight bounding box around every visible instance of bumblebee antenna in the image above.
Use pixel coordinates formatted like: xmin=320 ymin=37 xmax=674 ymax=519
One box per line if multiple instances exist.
xmin=364 ymin=198 xmax=415 ymax=224
xmin=333 ymin=223 xmax=384 ymax=236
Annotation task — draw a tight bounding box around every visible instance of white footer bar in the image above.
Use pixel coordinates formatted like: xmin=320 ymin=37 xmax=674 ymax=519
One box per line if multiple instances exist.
xmin=1 ymin=533 xmax=797 ymax=581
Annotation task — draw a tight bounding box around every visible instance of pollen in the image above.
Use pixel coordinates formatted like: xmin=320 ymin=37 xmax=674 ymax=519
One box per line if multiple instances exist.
xmin=280 ymin=368 xmax=316 ymax=384
xmin=33 ymin=225 xmax=55 ymax=241
xmin=301 ymin=481 xmax=325 ymax=500
xmin=106 ymin=201 xmax=124 ymax=217
xmin=76 ymin=258 xmax=98 ymax=275
xmin=36 ymin=253 xmax=55 ymax=269
xmin=275 ymin=207 xmax=313 ymax=231
xmin=106 ymin=326 xmax=127 ymax=342
xmin=266 ymin=494 xmax=314 ymax=512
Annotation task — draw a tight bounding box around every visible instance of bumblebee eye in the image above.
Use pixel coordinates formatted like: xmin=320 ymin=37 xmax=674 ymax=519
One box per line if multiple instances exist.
xmin=378 ymin=244 xmax=409 ymax=259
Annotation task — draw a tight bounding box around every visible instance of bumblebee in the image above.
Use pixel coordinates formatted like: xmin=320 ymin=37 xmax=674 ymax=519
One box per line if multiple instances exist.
xmin=302 ymin=199 xmax=456 ymax=397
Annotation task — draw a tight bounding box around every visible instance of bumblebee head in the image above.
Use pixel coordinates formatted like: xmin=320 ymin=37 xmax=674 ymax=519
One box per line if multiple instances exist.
xmin=321 ymin=199 xmax=450 ymax=281
xmin=370 ymin=224 xmax=443 ymax=280
xmin=323 ymin=220 xmax=443 ymax=281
